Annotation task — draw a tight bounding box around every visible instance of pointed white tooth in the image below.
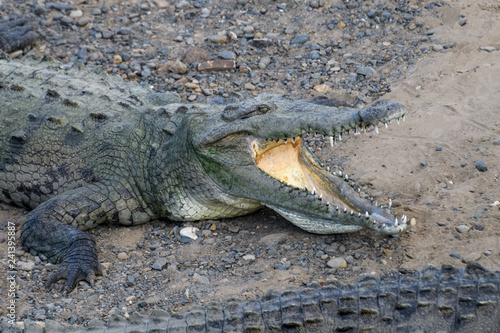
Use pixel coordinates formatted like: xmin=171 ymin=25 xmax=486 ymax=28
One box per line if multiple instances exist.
xmin=326 ymin=166 xmax=330 ymax=172
xmin=350 ymin=210 xmax=354 ymax=215
xmin=374 ymin=125 xmax=379 ymax=134
xmin=358 ymin=213 xmax=361 ymax=217
xmin=338 ymin=133 xmax=342 ymax=141
xmin=375 ymin=201 xmax=378 ymax=207
xmin=326 ymin=201 xmax=330 ymax=206
xmin=344 ymin=174 xmax=348 ymax=181
xmin=319 ymin=194 xmax=323 ymax=200
xmin=385 ymin=122 xmax=388 ymax=128
xmin=292 ymin=137 xmax=296 ymax=144
xmin=329 ymin=136 xmax=334 ymax=147
xmin=403 ymin=215 xmax=407 ymax=223
xmin=365 ymin=211 xmax=369 ymax=218
xmin=397 ymin=118 xmax=400 ymax=125
xmin=343 ymin=208 xmax=347 ymax=213
xmin=286 ymin=183 xmax=290 ymax=186
xmin=339 ymin=170 xmax=342 ymax=176
xmin=311 ymin=189 xmax=315 ymax=195
xmin=336 ymin=206 xmax=339 ymax=211
xmin=403 ymin=115 xmax=406 ymax=122
xmin=394 ymin=218 xmax=398 ymax=227
xmin=389 ymin=198 xmax=392 ymax=209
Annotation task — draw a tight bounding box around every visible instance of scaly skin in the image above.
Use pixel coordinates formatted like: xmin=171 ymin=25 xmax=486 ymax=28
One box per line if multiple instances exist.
xmin=0 ymin=18 xmax=36 ymax=53
xmin=1 ymin=57 xmax=406 ymax=293
xmin=1 ymin=263 xmax=499 ymax=332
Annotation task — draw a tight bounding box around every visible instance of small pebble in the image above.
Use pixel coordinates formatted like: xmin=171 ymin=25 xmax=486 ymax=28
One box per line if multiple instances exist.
xmin=152 ymin=258 xmax=167 ymax=270
xmin=450 ymin=253 xmax=461 ymax=259
xmin=218 ymin=50 xmax=236 ymax=60
xmin=432 ymin=45 xmax=444 ymax=52
xmin=436 ymin=147 xmax=443 ymax=151
xmin=17 ymin=260 xmax=36 ymax=271
xmin=455 ymin=225 xmax=470 ymax=233
xmin=475 ymin=160 xmax=487 ymax=172
xmin=290 ymin=34 xmax=310 ymax=46
xmin=326 ymin=257 xmax=347 ymax=269
xmin=193 ymin=273 xmax=210 ymax=285
xmin=480 ymin=46 xmax=496 ymax=52
xmin=117 ymin=252 xmax=129 ymax=260
xmin=242 ymin=254 xmax=255 ymax=261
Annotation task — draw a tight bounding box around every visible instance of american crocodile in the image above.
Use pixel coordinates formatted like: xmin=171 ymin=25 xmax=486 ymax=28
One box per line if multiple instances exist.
xmin=1 ymin=263 xmax=499 ymax=332
xmin=0 ymin=57 xmax=408 ymax=293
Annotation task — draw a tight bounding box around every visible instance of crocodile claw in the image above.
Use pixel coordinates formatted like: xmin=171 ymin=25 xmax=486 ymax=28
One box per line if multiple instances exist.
xmin=46 ymin=261 xmax=103 ymax=294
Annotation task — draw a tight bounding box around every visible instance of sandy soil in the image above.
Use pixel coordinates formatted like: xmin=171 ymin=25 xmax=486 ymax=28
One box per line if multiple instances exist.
xmin=0 ymin=0 xmax=499 ymax=328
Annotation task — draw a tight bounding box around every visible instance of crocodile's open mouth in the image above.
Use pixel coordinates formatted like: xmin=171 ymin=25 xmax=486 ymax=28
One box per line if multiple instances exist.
xmin=253 ymin=137 xmax=353 ymax=208
xmin=251 ymin=132 xmax=407 ymax=234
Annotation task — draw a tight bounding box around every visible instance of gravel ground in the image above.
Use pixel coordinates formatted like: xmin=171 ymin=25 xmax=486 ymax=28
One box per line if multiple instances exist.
xmin=1 ymin=0 xmax=499 ymax=330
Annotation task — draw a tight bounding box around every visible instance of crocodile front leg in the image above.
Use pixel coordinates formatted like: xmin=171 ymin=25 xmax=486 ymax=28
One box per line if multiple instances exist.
xmin=20 ymin=182 xmax=152 ymax=293
xmin=0 ymin=18 xmax=36 ymax=53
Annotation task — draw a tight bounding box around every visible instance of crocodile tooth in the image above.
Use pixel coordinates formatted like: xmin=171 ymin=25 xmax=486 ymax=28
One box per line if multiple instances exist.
xmin=403 ymin=115 xmax=406 ymax=122
xmin=291 ymin=137 xmax=295 ymax=144
xmin=365 ymin=211 xmax=369 ymax=218
xmin=286 ymin=183 xmax=290 ymax=186
xmin=343 ymin=208 xmax=347 ymax=213
xmin=339 ymin=170 xmax=342 ymax=177
xmin=336 ymin=206 xmax=339 ymax=211
xmin=338 ymin=133 xmax=342 ymax=141
xmin=329 ymin=136 xmax=334 ymax=147
xmin=326 ymin=166 xmax=330 ymax=172
xmin=394 ymin=218 xmax=399 ymax=227
xmin=350 ymin=210 xmax=354 ymax=215
xmin=344 ymin=174 xmax=348 ymax=181
xmin=385 ymin=122 xmax=388 ymax=128
xmin=374 ymin=125 xmax=379 ymax=134
xmin=389 ymin=198 xmax=392 ymax=209
xmin=397 ymin=118 xmax=400 ymax=125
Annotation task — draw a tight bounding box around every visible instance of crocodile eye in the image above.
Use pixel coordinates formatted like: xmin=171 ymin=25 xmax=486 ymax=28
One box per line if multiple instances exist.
xmin=222 ymin=103 xmax=274 ymax=121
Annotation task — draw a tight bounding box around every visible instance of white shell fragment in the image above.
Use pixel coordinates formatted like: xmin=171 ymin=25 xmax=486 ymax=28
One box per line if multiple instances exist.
xmin=180 ymin=227 xmax=200 ymax=240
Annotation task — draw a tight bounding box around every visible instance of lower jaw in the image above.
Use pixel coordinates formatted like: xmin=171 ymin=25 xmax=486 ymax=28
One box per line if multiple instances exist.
xmin=265 ymin=204 xmax=364 ymax=234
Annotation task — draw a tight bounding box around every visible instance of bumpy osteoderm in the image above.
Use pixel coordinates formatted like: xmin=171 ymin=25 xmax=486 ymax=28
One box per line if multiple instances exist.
xmin=1 ymin=58 xmax=407 ymax=292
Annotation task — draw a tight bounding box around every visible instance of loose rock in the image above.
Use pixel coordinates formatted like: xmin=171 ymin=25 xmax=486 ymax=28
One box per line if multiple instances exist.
xmin=475 ymin=160 xmax=487 ymax=172
xmin=327 ymin=257 xmax=347 ymax=269
xmin=455 ymin=225 xmax=470 ymax=233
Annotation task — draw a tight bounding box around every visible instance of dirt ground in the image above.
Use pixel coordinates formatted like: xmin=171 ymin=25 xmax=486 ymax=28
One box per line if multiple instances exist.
xmin=0 ymin=0 xmax=499 ymax=328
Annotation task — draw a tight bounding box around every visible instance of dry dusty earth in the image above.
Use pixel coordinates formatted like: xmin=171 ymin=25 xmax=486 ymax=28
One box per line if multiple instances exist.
xmin=0 ymin=0 xmax=499 ymax=329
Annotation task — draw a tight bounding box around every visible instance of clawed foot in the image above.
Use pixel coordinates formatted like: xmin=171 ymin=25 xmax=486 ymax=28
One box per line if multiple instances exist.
xmin=46 ymin=261 xmax=103 ymax=294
